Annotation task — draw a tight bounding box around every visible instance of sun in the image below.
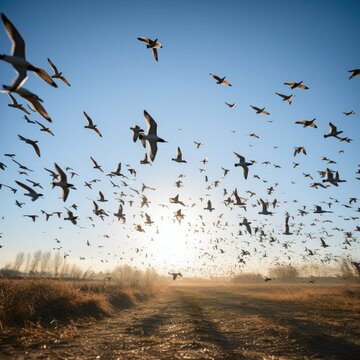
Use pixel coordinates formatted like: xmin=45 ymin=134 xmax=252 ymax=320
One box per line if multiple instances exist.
xmin=145 ymin=216 xmax=196 ymax=273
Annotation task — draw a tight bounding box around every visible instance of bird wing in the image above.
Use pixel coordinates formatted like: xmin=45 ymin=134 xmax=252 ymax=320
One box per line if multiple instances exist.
xmin=144 ymin=110 xmax=157 ymax=135
xmin=93 ymin=127 xmax=102 ymax=137
xmin=176 ymin=147 xmax=182 ymax=159
xmin=59 ymin=75 xmax=71 ymax=87
xmin=33 ymin=67 xmax=57 ymax=87
xmin=233 ymin=152 xmax=245 ymax=162
xmin=47 ymin=58 xmax=58 ymax=74
xmin=329 ymin=122 xmax=336 ymax=132
xmin=9 ymin=69 xmax=28 ymax=91
xmin=275 ymin=92 xmax=286 ymax=99
xmin=83 ymin=111 xmax=93 ymax=126
xmin=152 ymin=48 xmax=158 ymax=62
xmin=31 ymin=142 xmax=41 ymax=157
xmin=210 ymin=73 xmax=221 ymax=81
xmin=54 ymin=163 xmax=67 ymax=182
xmin=148 ymin=141 xmax=158 ymax=162
xmin=1 ymin=13 xmax=25 ymax=58
xmin=137 ymin=37 xmax=151 ymax=44
xmin=250 ymin=105 xmax=259 ymax=111
xmin=15 ymin=180 xmax=35 ymax=194
xmin=222 ymin=79 xmax=232 ymax=86
xmin=242 ymin=165 xmax=249 ymax=180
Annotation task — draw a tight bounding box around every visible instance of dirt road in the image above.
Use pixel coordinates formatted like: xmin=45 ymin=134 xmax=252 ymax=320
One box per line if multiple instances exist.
xmin=2 ymin=284 xmax=360 ymax=359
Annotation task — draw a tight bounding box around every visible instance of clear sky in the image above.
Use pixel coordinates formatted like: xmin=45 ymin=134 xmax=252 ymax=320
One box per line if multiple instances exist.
xmin=0 ymin=0 xmax=359 ymax=277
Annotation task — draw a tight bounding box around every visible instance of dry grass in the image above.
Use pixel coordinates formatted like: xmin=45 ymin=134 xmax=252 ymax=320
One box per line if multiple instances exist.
xmin=232 ymin=283 xmax=360 ymax=311
xmin=0 ymin=278 xmax=163 ymax=335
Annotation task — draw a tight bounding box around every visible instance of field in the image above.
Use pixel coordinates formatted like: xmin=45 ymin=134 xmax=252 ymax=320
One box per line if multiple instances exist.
xmin=1 ymin=280 xmax=360 ymax=359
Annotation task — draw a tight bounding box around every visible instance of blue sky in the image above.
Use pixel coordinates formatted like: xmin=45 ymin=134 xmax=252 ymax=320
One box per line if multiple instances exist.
xmin=0 ymin=0 xmax=359 ymax=276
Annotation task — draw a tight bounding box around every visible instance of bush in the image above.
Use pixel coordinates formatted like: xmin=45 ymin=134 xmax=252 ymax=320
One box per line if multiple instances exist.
xmin=268 ymin=265 xmax=299 ymax=279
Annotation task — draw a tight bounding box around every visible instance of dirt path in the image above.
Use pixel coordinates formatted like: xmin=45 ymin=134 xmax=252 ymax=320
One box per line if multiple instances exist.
xmin=2 ymin=285 xmax=360 ymax=359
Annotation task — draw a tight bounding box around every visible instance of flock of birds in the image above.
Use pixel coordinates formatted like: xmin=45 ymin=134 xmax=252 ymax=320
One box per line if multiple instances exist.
xmin=0 ymin=12 xmax=360 ymax=280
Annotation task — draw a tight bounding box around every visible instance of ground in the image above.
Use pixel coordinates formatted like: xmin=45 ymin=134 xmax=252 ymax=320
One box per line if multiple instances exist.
xmin=1 ymin=284 xmax=360 ymax=359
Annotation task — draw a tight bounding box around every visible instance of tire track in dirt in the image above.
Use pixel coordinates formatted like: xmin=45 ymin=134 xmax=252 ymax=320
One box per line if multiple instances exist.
xmin=2 ymin=285 xmax=360 ymax=359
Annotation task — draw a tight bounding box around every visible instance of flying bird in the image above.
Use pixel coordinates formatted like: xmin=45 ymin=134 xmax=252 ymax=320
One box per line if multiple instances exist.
xmin=324 ymin=122 xmax=343 ymax=139
xmin=0 ymin=13 xmax=57 ymax=90
xmin=284 ymin=81 xmax=309 ymax=90
xmin=137 ymin=37 xmax=162 ymax=62
xmin=47 ymin=58 xmax=71 ymax=86
xmin=52 ymin=163 xmax=74 ymax=202
xmin=210 ymin=73 xmax=232 ymax=86
xmin=83 ymin=111 xmax=102 ymax=137
xmin=295 ymin=119 xmax=317 ymax=128
xmin=234 ymin=152 xmax=253 ymax=179
xmin=18 ymin=135 xmax=40 ymax=157
xmin=139 ymin=110 xmax=167 ymax=162
xmin=15 ymin=180 xmax=43 ymax=201
xmin=172 ymin=147 xmax=187 ymax=163
xmin=250 ymin=105 xmax=270 ymax=115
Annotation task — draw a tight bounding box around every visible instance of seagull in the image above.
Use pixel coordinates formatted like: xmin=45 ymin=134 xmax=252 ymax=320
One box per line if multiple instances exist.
xmin=172 ymin=147 xmax=187 ymax=163
xmin=240 ymin=218 xmax=252 ymax=235
xmin=314 ymin=205 xmax=333 ymax=214
xmin=24 ymin=115 xmax=35 ymax=124
xmin=130 ymin=125 xmax=144 ymax=142
xmin=250 ymin=105 xmax=270 ymax=115
xmin=169 ymin=194 xmax=186 ymax=207
xmin=348 ymin=69 xmax=360 ymax=79
xmin=204 ymin=200 xmax=215 ymax=212
xmin=98 ymin=191 xmax=108 ymax=202
xmin=194 ymin=141 xmax=203 ymax=149
xmin=23 ymin=214 xmax=38 ymax=222
xmin=35 ymin=120 xmax=54 ymax=136
xmin=7 ymin=93 xmax=30 ymax=114
xmin=18 ymin=135 xmax=40 ymax=157
xmin=210 ymin=73 xmax=232 ymax=86
xmin=293 ymin=147 xmax=307 ymax=156
xmin=343 ymin=110 xmax=355 ymax=116
xmin=275 ymin=92 xmax=294 ymax=104
xmin=295 ymin=118 xmax=317 ymax=128
xmin=114 ymin=204 xmax=126 ymax=222
xmin=174 ymin=209 xmax=185 ymax=224
xmin=139 ymin=110 xmax=167 ymax=162
xmin=15 ymin=180 xmax=43 ymax=201
xmin=47 ymin=58 xmax=71 ymax=86
xmin=225 ymin=102 xmax=236 ymax=108
xmin=137 ymin=37 xmax=162 ymax=62
xmin=26 ymin=179 xmax=43 ymax=189
xmin=64 ymin=208 xmax=78 ymax=225
xmin=169 ymin=272 xmax=182 ymax=280
xmin=83 ymin=111 xmax=102 ymax=137
xmin=284 ymin=81 xmax=309 ymax=90
xmin=90 ymin=157 xmax=104 ymax=172
xmin=324 ymin=122 xmax=343 ymax=139
xmin=0 ymin=13 xmax=57 ymax=90
xmin=52 ymin=163 xmax=74 ymax=202
xmin=234 ymin=152 xmax=253 ymax=179
xmin=258 ymin=199 xmax=273 ymax=215
xmin=3 ymin=86 xmax=51 ymax=122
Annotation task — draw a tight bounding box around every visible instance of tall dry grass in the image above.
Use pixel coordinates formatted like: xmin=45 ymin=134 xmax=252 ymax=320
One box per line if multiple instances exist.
xmin=232 ymin=283 xmax=360 ymax=312
xmin=0 ymin=267 xmax=166 ymax=334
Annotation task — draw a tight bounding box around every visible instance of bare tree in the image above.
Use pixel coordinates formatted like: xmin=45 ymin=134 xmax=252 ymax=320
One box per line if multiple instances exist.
xmin=53 ymin=252 xmax=63 ymax=277
xmin=40 ymin=251 xmax=51 ymax=276
xmin=60 ymin=260 xmax=69 ymax=278
xmin=29 ymin=250 xmax=42 ymax=275
xmin=12 ymin=252 xmax=25 ymax=272
xmin=23 ymin=253 xmax=31 ymax=274
xmin=69 ymin=264 xmax=83 ymax=279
